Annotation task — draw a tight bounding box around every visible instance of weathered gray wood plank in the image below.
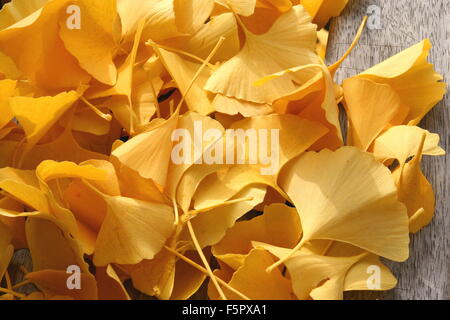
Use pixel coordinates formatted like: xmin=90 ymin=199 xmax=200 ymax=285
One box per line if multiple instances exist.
xmin=327 ymin=0 xmax=449 ymax=300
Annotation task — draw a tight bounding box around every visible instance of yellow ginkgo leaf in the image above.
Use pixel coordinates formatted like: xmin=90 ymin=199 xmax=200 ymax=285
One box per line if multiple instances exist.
xmin=344 ymin=253 xmax=397 ymax=292
xmin=392 ymin=135 xmax=437 ymax=233
xmin=34 ymin=160 xmax=112 ymax=253
xmin=173 ymin=12 xmax=240 ymax=63
xmin=36 ymin=160 xmax=108 ymax=184
xmin=316 ymin=29 xmax=328 ymax=59
xmin=58 ymin=0 xmax=119 ymax=86
xmin=26 ymin=217 xmax=89 ymax=273
xmin=212 ymin=93 xmax=273 ymax=117
xmin=157 ymin=48 xmax=215 ymax=115
xmin=213 ymin=203 xmax=301 ymax=270
xmin=27 ymin=269 xmax=98 ymax=300
xmin=300 ymin=0 xmax=349 ymax=29
xmin=117 ymin=0 xmax=183 ymax=44
xmin=216 ymin=0 xmax=256 ymax=16
xmin=0 ymin=0 xmax=49 ymax=30
xmin=166 ymin=111 xmax=225 ymax=200
xmin=63 ymin=180 xmax=105 ymax=254
xmin=0 ymin=79 xmax=16 ymax=129
xmin=111 ymin=112 xmax=179 ymax=188
xmin=204 ymin=5 xmax=319 ymax=105
xmin=277 ymin=147 xmax=410 ymax=264
xmin=0 ymin=0 xmax=91 ymax=90
xmin=305 ymin=241 xmax=398 ymax=292
xmin=169 ymin=250 xmax=208 ymax=300
xmin=192 ymin=114 xmax=328 ymax=209
xmin=372 ymin=125 xmax=445 ymax=165
xmin=0 ymin=167 xmax=49 ymax=213
xmin=96 ymin=265 xmax=130 ymax=300
xmin=0 ymin=196 xmax=27 ymax=249
xmin=258 ymin=64 xmax=343 ymax=150
xmin=19 ymin=124 xmax=108 ymax=170
xmin=182 ymin=186 xmax=266 ymax=248
xmin=0 ymin=222 xmax=13 ymax=281
xmin=87 ymin=19 xmax=145 ymax=134
xmin=112 ymin=161 xmax=166 ymax=204
xmin=71 ymin=108 xmax=111 ymax=136
xmin=257 ymin=0 xmax=292 ymax=12
xmin=211 ymin=248 xmax=294 ymax=300
xmin=94 ymin=195 xmax=175 ymax=266
xmin=123 ymin=244 xmax=177 ymax=299
xmin=358 ymin=39 xmax=446 ymax=125
xmin=255 ymin=242 xmax=363 ymax=300
xmin=343 ymin=77 xmax=409 ymax=151
xmin=10 ymin=91 xmax=79 ymax=155
xmin=0 ymin=51 xmax=22 ymax=79
xmin=174 ymin=0 xmax=214 ymax=34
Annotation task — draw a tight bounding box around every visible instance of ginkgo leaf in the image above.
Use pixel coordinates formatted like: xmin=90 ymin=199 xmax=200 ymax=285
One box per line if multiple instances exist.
xmin=112 ymin=160 xmax=166 ymax=204
xmin=316 ymin=29 xmax=328 ymax=59
xmin=19 ymin=124 xmax=108 ymax=169
xmin=257 ymin=0 xmax=292 ymax=12
xmin=169 ymin=250 xmax=208 ymax=300
xmin=174 ymin=0 xmax=214 ymax=34
xmin=0 ymin=0 xmax=49 ymax=30
xmin=94 ymin=195 xmax=175 ymax=266
xmin=216 ymin=0 xmax=256 ymax=16
xmin=0 ymin=0 xmax=91 ymax=90
xmin=204 ymin=5 xmax=319 ymax=105
xmin=257 ymin=64 xmax=343 ymax=150
xmin=181 ymin=186 xmax=266 ymax=248
xmin=0 ymin=79 xmax=16 ymax=129
xmin=255 ymin=242 xmax=363 ymax=300
xmin=300 ymin=0 xmax=349 ymax=29
xmin=173 ymin=12 xmax=240 ymax=63
xmin=343 ymin=77 xmax=409 ymax=151
xmin=212 ymin=93 xmax=273 ymax=117
xmin=157 ymin=48 xmax=215 ymax=115
xmin=213 ymin=203 xmax=301 ymax=270
xmin=34 ymin=160 xmax=112 ymax=253
xmin=27 ymin=269 xmax=98 ymax=300
xmin=36 ymin=160 xmax=108 ymax=184
xmin=0 ymin=51 xmax=22 ymax=79
xmin=0 ymin=167 xmax=49 ymax=213
xmin=59 ymin=0 xmax=119 ymax=85
xmin=96 ymin=265 xmax=130 ymax=300
xmin=123 ymin=244 xmax=177 ymax=299
xmin=372 ymin=125 xmax=445 ymax=164
xmin=111 ymin=112 xmax=179 ymax=188
xmin=307 ymin=241 xmax=398 ymax=292
xmin=26 ymin=217 xmax=89 ymax=273
xmin=344 ymin=253 xmax=397 ymax=292
xmin=0 ymin=221 xmax=13 ymax=281
xmin=63 ymin=180 xmax=105 ymax=254
xmin=392 ymin=135 xmax=437 ymax=233
xmin=0 ymin=196 xmax=27 ymax=249
xmin=278 ymin=147 xmax=410 ymax=262
xmin=10 ymin=91 xmax=79 ymax=154
xmin=71 ymin=108 xmax=111 ymax=136
xmin=211 ymin=248 xmax=294 ymax=300
xmin=192 ymin=114 xmax=328 ymax=209
xmin=166 ymin=111 xmax=225 ymax=200
xmin=117 ymin=0 xmax=183 ymax=44
xmin=358 ymin=39 xmax=446 ymax=125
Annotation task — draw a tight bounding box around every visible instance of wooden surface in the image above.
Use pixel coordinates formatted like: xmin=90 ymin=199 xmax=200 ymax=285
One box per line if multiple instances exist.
xmin=328 ymin=0 xmax=449 ymax=300
xmin=2 ymin=0 xmax=449 ymax=300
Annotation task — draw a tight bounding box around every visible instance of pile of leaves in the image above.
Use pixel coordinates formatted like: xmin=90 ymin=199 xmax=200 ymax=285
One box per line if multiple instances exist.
xmin=0 ymin=0 xmax=446 ymax=300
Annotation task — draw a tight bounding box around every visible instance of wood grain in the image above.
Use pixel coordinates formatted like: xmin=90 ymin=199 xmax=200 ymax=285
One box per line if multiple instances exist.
xmin=327 ymin=0 xmax=449 ymax=300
